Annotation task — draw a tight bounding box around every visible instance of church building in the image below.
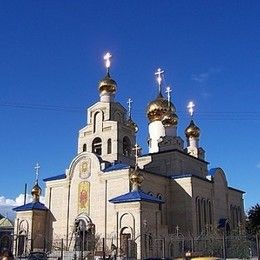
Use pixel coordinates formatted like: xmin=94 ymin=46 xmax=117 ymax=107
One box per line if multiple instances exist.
xmin=13 ymin=53 xmax=244 ymax=259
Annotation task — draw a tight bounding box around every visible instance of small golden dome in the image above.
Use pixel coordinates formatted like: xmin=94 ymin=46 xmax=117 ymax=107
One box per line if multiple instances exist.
xmin=147 ymin=93 xmax=175 ymax=122
xmin=98 ymin=73 xmax=117 ymax=94
xmin=126 ymin=118 xmax=138 ymax=133
xmin=31 ymin=183 xmax=41 ymax=201
xmin=130 ymin=169 xmax=144 ymax=186
xmin=162 ymin=111 xmax=178 ymax=127
xmin=185 ymin=120 xmax=200 ymax=138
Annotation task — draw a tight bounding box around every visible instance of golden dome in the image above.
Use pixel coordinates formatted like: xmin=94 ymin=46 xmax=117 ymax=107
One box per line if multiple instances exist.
xmin=98 ymin=73 xmax=117 ymax=94
xmin=130 ymin=169 xmax=144 ymax=186
xmin=31 ymin=182 xmax=41 ymax=201
xmin=162 ymin=111 xmax=178 ymax=127
xmin=147 ymin=93 xmax=175 ymax=122
xmin=126 ymin=118 xmax=138 ymax=133
xmin=185 ymin=120 xmax=200 ymax=138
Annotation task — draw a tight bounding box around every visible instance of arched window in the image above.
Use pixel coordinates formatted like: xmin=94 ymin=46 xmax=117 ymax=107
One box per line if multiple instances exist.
xmin=83 ymin=143 xmax=86 ymax=152
xmin=196 ymin=197 xmax=202 ymax=235
xmin=157 ymin=194 xmax=163 ymax=211
xmin=92 ymin=137 xmax=102 ymax=155
xmin=123 ymin=136 xmax=131 ymax=156
xmin=230 ymin=205 xmax=234 ymax=229
xmin=208 ymin=201 xmax=212 ymax=225
xmin=107 ymin=139 xmax=112 ymax=154
xmin=93 ymin=111 xmax=103 ymax=133
xmin=203 ymin=199 xmax=207 ymax=226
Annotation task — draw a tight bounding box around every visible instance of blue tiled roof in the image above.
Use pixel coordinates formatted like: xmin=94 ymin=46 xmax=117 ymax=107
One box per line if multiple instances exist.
xmin=13 ymin=201 xmax=48 ymax=212
xmin=109 ymin=190 xmax=164 ymax=204
xmin=104 ymin=163 xmax=130 ymax=172
xmin=43 ymin=174 xmax=66 ymax=182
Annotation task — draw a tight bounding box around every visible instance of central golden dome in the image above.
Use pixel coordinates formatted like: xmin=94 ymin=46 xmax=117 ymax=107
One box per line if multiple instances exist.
xmin=162 ymin=111 xmax=178 ymax=127
xmin=98 ymin=73 xmax=117 ymax=94
xmin=185 ymin=120 xmax=200 ymax=138
xmin=147 ymin=93 xmax=175 ymax=122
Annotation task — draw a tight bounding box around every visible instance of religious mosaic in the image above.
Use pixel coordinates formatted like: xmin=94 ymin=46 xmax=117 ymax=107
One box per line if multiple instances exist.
xmin=78 ymin=181 xmax=90 ymax=214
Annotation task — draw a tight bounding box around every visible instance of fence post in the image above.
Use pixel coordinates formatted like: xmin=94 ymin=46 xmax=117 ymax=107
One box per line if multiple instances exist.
xmin=162 ymin=237 xmax=165 ymax=259
xmin=222 ymin=231 xmax=226 ymax=260
xmin=61 ymin=238 xmax=64 ymax=260
xmin=102 ymin=238 xmax=105 ymax=260
xmin=256 ymin=233 xmax=259 ymax=260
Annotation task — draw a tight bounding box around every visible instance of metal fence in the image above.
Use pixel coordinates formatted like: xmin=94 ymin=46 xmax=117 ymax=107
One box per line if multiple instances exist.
xmin=13 ymin=230 xmax=260 ymax=259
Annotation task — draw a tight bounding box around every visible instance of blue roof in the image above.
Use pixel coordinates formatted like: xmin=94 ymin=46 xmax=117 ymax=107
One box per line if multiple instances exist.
xmin=104 ymin=163 xmax=130 ymax=172
xmin=13 ymin=201 xmax=48 ymax=212
xmin=43 ymin=174 xmax=66 ymax=182
xmin=109 ymin=190 xmax=164 ymax=204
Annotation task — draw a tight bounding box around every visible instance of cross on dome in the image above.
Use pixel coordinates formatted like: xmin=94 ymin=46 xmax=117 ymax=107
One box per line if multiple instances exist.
xmin=104 ymin=52 xmax=112 ymax=73
xmin=155 ymin=68 xmax=164 ymax=93
xmin=127 ymin=98 xmax=133 ymax=118
xmin=132 ymin=143 xmax=141 ymax=167
xmin=34 ymin=162 xmax=40 ymax=183
xmin=165 ymin=86 xmax=172 ymax=103
xmin=187 ymin=101 xmax=195 ymax=117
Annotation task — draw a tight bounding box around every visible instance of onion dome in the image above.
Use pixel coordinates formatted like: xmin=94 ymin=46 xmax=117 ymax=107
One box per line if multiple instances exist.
xmin=98 ymin=73 xmax=117 ymax=94
xmin=162 ymin=111 xmax=178 ymax=127
xmin=185 ymin=120 xmax=200 ymax=138
xmin=31 ymin=182 xmax=42 ymax=202
xmin=147 ymin=93 xmax=175 ymax=122
xmin=130 ymin=168 xmax=144 ymax=189
xmin=126 ymin=118 xmax=138 ymax=133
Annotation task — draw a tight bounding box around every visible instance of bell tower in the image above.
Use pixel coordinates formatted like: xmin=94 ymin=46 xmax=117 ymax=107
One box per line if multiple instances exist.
xmin=78 ymin=53 xmax=138 ymax=165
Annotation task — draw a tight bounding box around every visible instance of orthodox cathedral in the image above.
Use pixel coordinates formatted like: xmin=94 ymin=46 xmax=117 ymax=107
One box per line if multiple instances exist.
xmin=13 ymin=53 xmax=244 ymax=259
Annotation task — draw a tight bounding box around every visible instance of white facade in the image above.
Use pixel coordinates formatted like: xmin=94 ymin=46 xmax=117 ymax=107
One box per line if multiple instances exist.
xmin=14 ymin=65 xmax=244 ymax=259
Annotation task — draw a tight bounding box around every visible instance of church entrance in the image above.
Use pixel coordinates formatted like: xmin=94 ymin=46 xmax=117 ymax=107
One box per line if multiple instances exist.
xmin=73 ymin=215 xmax=95 ymax=254
xmin=17 ymin=233 xmax=26 ymax=256
xmin=120 ymin=227 xmax=136 ymax=259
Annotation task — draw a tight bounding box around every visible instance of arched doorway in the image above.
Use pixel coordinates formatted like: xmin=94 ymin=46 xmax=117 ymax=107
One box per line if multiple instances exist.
xmin=120 ymin=227 xmax=136 ymax=259
xmin=17 ymin=230 xmax=27 ymax=256
xmin=74 ymin=214 xmax=95 ymax=253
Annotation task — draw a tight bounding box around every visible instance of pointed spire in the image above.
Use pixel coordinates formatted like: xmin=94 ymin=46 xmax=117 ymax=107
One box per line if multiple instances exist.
xmin=155 ymin=68 xmax=164 ymax=94
xmin=32 ymin=162 xmax=41 ymax=202
xmin=130 ymin=143 xmax=143 ymax=191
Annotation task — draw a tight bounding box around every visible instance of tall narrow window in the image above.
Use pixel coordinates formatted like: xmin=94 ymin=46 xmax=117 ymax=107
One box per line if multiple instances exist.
xmin=203 ymin=199 xmax=207 ymax=226
xmin=123 ymin=136 xmax=131 ymax=156
xmin=93 ymin=111 xmax=103 ymax=133
xmin=208 ymin=201 xmax=212 ymax=225
xmin=92 ymin=137 xmax=102 ymax=155
xmin=107 ymin=139 xmax=112 ymax=154
xmin=83 ymin=144 xmax=86 ymax=152
xmin=196 ymin=197 xmax=202 ymax=235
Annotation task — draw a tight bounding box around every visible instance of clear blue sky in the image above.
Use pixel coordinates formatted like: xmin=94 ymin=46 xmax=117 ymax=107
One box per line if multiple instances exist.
xmin=0 ymin=1 xmax=259 ymax=212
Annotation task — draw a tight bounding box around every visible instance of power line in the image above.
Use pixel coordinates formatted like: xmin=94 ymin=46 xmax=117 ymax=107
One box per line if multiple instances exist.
xmin=0 ymin=102 xmax=260 ymax=121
